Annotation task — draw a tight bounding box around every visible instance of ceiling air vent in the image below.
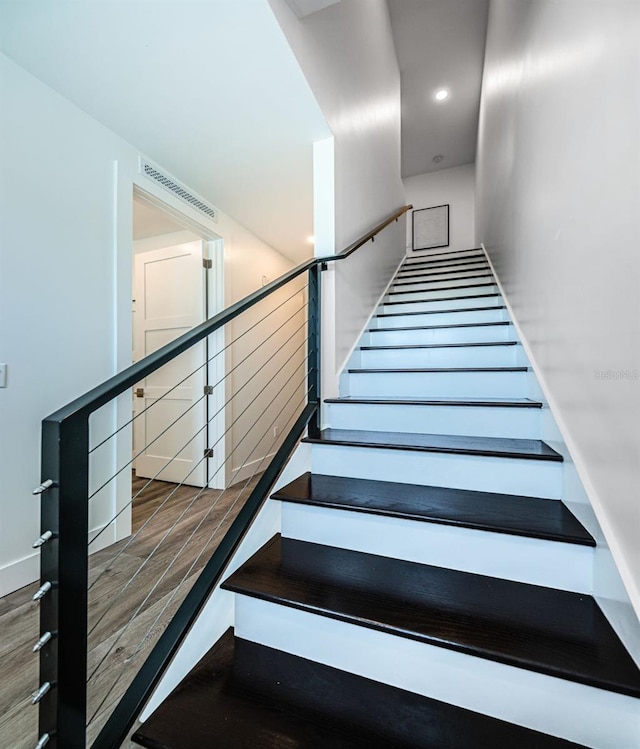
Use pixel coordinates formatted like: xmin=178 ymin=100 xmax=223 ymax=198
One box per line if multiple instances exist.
xmin=139 ymin=159 xmax=217 ymax=222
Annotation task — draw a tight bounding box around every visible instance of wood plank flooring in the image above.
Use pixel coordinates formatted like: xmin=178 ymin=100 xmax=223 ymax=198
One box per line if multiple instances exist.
xmin=0 ymin=473 xmax=255 ymax=749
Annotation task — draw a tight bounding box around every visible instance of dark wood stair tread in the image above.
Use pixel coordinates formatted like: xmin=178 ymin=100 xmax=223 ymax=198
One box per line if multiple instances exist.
xmin=223 ymin=537 xmax=640 ymax=698
xmin=398 ymin=260 xmax=489 ymax=276
xmin=376 ymin=304 xmax=506 ymax=318
xmin=272 ymin=472 xmax=594 ymax=546
xmin=371 ymin=321 xmax=511 ymax=332
xmin=405 ymin=248 xmax=483 ymax=262
xmin=132 ymin=629 xmax=588 ymax=749
xmin=362 ymin=341 xmax=517 ymax=350
xmin=393 ymin=273 xmax=493 ymax=287
xmin=325 ymin=395 xmax=543 ymax=407
xmin=384 ymin=292 xmax=501 ymax=306
xmin=349 ymin=366 xmax=528 ymax=372
xmin=302 ymin=428 xmax=563 ymax=461
xmin=389 ymin=281 xmax=496 ymax=296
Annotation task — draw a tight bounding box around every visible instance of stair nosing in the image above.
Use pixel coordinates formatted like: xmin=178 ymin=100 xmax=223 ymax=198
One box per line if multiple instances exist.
xmin=383 ymin=292 xmax=502 ymax=306
xmin=132 ymin=628 xmax=592 ymax=749
xmin=376 ymin=305 xmax=506 ymax=318
xmin=361 ymin=341 xmax=518 ymax=350
xmin=325 ymin=396 xmax=543 ymax=408
xmin=224 ymin=536 xmax=640 ymax=698
xmin=405 ymin=247 xmax=483 ymax=260
xmin=393 ymin=273 xmax=494 ymax=288
xmin=397 ymin=266 xmax=490 ymax=280
xmin=303 ymin=429 xmax=563 ymax=462
xmin=371 ymin=321 xmax=512 ymax=332
xmin=387 ymin=282 xmax=497 ymax=297
xmin=348 ymin=366 xmax=528 ymax=373
xmin=272 ymin=473 xmax=594 ymax=546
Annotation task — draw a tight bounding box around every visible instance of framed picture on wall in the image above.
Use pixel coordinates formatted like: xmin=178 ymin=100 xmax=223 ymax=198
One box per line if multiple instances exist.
xmin=412 ymin=204 xmax=450 ymax=251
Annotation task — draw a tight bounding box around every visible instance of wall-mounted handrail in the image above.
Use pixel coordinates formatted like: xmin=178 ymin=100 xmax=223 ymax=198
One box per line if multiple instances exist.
xmin=43 ymin=205 xmax=411 ymax=425
xmin=33 ymin=203 xmax=411 ymax=749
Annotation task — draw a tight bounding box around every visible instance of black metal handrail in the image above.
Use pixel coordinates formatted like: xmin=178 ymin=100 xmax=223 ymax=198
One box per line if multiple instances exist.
xmin=33 ymin=204 xmax=411 ymax=749
xmin=43 ymin=204 xmax=410 ymax=425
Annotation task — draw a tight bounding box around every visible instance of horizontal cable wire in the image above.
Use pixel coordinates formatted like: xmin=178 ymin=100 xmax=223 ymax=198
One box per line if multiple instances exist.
xmin=125 ymin=384 xmax=312 ymax=663
xmin=86 ymin=341 xmax=309 ymax=615
xmin=86 ymin=365 xmax=312 ymax=708
xmin=87 ymin=379 xmax=312 ymax=726
xmin=87 ymin=302 xmax=308 ymax=502
xmin=87 ymin=350 xmax=309 ymax=630
xmin=86 ymin=346 xmax=308 ymax=613
xmin=88 ymin=283 xmax=307 ymax=455
xmin=87 ymin=319 xmax=309 ymax=550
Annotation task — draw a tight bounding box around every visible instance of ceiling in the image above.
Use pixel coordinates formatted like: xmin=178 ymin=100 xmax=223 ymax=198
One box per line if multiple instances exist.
xmin=387 ymin=0 xmax=489 ymax=178
xmin=0 ymin=0 xmax=490 ymax=257
xmin=133 ymin=198 xmax=188 ymax=242
xmin=0 ymin=0 xmax=330 ymax=263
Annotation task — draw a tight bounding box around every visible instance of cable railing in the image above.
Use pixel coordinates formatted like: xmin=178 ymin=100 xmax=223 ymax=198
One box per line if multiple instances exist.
xmin=23 ymin=204 xmax=411 ymax=749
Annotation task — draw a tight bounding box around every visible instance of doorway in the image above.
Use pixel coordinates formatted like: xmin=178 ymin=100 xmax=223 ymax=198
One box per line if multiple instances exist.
xmin=131 ymin=189 xmax=225 ymax=496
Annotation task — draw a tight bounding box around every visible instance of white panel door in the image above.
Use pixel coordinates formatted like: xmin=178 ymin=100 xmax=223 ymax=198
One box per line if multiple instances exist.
xmin=133 ymin=242 xmax=207 ymax=486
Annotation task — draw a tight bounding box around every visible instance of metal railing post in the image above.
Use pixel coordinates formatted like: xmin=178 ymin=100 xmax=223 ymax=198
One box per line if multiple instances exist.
xmin=38 ymin=413 xmax=90 ymax=749
xmin=307 ymin=264 xmax=322 ymax=438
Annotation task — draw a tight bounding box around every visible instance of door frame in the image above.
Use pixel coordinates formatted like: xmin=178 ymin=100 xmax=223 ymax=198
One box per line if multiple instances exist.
xmin=131 ymin=185 xmax=226 ymax=490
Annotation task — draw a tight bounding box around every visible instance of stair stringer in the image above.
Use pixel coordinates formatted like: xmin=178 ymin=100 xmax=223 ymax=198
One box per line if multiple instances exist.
xmin=137 ymin=441 xmax=312 ymax=723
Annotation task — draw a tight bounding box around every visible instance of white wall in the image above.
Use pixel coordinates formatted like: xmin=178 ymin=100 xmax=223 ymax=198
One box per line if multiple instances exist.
xmin=0 ymin=53 xmax=302 ymax=596
xmin=222 ymin=223 xmax=306 ymax=487
xmin=476 ymin=1 xmax=640 ymax=616
xmin=269 ymin=0 xmax=406 ymax=378
xmin=403 ymin=164 xmax=476 ymax=253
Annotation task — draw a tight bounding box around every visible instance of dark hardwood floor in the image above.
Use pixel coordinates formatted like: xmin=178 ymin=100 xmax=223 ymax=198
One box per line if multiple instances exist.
xmin=0 ymin=473 xmax=255 ymax=749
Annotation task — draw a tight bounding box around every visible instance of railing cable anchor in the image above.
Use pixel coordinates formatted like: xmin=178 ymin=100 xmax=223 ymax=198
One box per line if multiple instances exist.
xmin=33 ymin=631 xmax=55 ymax=652
xmin=32 ymin=581 xmax=53 ymax=601
xmin=32 ymin=480 xmax=54 ymax=495
xmin=33 ymin=531 xmax=54 ymax=548
xmin=31 ymin=681 xmax=53 ymax=704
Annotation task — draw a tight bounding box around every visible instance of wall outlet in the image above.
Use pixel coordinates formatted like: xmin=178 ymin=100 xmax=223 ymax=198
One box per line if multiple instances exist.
xmin=273 ymin=426 xmax=280 ymax=438
xmin=0 ymin=364 xmax=6 ymax=388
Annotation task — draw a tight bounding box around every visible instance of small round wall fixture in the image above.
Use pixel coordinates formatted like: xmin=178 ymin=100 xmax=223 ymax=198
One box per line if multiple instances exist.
xmin=434 ymin=89 xmax=449 ymax=101
xmin=433 ymin=155 xmax=444 ymax=163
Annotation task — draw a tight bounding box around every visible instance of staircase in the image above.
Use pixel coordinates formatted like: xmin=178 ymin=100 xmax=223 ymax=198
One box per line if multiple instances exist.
xmin=132 ymin=247 xmax=640 ymax=749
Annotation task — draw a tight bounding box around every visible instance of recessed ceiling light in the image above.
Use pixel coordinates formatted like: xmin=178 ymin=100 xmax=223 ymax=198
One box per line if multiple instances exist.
xmin=434 ymin=89 xmax=449 ymax=101
xmin=306 ymin=235 xmax=315 ymax=244
xmin=433 ymin=155 xmax=444 ymax=163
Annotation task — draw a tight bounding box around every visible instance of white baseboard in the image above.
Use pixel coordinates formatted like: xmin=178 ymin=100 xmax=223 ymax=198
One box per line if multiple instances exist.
xmin=230 ymin=452 xmax=277 ymax=486
xmin=0 ymin=521 xmax=128 ymax=598
xmin=0 ymin=552 xmax=39 ymax=597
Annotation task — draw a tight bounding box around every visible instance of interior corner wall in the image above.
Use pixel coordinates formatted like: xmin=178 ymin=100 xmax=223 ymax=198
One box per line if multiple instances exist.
xmin=475 ymin=1 xmax=640 ymax=615
xmin=267 ymin=0 xmax=405 ymax=373
xmin=403 ymin=164 xmax=476 ymax=253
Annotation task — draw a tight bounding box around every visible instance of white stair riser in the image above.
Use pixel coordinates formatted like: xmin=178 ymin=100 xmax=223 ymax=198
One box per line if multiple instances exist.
xmin=397 ymin=267 xmax=491 ymax=282
xmin=360 ymin=345 xmax=518 ymax=368
xmin=386 ymin=284 xmax=499 ymax=302
xmin=368 ymin=326 xmax=515 ymax=346
xmin=324 ymin=401 xmax=540 ymax=439
xmin=281 ymin=503 xmax=592 ymax=593
xmin=235 ymin=597 xmax=639 ymax=749
xmin=347 ymin=370 xmax=530 ymax=398
xmin=391 ymin=277 xmax=494 ymax=294
xmin=372 ymin=308 xmax=508 ymax=328
xmin=310 ymin=444 xmax=562 ymax=498
xmin=380 ymin=295 xmax=503 ymax=314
